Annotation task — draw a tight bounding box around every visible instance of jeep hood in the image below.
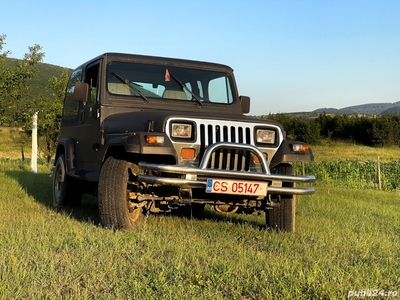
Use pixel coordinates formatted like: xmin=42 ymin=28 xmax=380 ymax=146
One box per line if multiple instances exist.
xmin=103 ymin=110 xmax=283 ymax=134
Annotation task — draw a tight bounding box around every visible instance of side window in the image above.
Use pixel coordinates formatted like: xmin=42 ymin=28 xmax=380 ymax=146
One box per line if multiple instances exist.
xmin=208 ymin=76 xmax=233 ymax=104
xmin=63 ymin=68 xmax=82 ymax=118
xmin=84 ymin=62 xmax=100 ymax=105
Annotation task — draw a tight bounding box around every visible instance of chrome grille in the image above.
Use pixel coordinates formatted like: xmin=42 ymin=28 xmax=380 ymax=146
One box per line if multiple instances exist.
xmin=199 ymin=124 xmax=251 ymax=145
xmin=199 ymin=123 xmax=252 ymax=171
xmin=166 ymin=117 xmax=283 ymax=171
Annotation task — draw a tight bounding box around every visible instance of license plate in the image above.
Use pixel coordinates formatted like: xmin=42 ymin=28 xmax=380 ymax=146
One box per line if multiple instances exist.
xmin=206 ymin=178 xmax=268 ymax=196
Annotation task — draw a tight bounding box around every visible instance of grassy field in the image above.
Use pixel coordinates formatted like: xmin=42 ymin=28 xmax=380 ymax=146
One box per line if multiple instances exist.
xmin=0 ymin=159 xmax=399 ymax=299
xmin=0 ymin=128 xmax=399 ymax=298
xmin=0 ymin=127 xmax=30 ymax=159
xmin=311 ymin=139 xmax=400 ymax=162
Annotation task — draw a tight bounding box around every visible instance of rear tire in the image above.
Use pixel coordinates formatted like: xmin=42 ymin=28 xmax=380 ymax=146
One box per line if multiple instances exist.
xmin=52 ymin=154 xmax=82 ymax=207
xmin=266 ymin=163 xmax=296 ymax=232
xmin=98 ymin=157 xmax=145 ymax=230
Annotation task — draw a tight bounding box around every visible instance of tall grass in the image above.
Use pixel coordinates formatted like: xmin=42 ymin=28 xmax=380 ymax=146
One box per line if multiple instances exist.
xmin=311 ymin=140 xmax=400 ymax=162
xmin=296 ymin=160 xmax=400 ymax=191
xmin=0 ymin=127 xmax=30 ymax=159
xmin=0 ymin=159 xmax=399 ymax=299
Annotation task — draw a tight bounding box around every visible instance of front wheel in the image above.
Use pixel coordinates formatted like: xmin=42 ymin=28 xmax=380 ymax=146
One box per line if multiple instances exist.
xmin=98 ymin=157 xmax=145 ymax=230
xmin=266 ymin=163 xmax=296 ymax=232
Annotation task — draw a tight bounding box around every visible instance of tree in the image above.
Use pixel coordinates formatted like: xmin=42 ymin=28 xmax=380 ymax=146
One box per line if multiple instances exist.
xmin=35 ymin=69 xmax=69 ymax=164
xmin=0 ymin=34 xmax=45 ymax=126
xmin=0 ymin=34 xmax=68 ymax=164
xmin=293 ymin=119 xmax=321 ymax=144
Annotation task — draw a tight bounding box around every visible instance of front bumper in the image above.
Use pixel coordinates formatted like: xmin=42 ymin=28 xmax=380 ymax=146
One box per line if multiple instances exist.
xmin=138 ymin=142 xmax=315 ymax=196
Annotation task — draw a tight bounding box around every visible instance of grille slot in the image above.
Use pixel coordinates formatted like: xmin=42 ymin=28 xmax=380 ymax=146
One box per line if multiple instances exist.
xmin=208 ymin=148 xmax=251 ymax=171
xmin=200 ymin=124 xmax=252 ymax=171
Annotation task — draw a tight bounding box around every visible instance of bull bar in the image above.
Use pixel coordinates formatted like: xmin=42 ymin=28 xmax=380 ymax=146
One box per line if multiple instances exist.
xmin=138 ymin=142 xmax=316 ymax=196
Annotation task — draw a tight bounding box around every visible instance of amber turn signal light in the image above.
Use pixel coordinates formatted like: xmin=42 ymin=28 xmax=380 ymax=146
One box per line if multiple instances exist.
xmin=253 ymin=152 xmax=267 ymax=163
xmin=292 ymin=144 xmax=309 ymax=153
xmin=145 ymin=135 xmax=164 ymax=145
xmin=181 ymin=148 xmax=195 ymax=159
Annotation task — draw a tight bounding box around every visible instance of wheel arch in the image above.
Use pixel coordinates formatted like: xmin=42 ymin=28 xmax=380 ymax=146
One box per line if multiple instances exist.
xmin=270 ymin=140 xmax=314 ymax=168
xmin=102 ymin=144 xmax=177 ymax=166
xmin=54 ymin=138 xmax=76 ymax=172
xmin=101 ymin=134 xmax=178 ymax=167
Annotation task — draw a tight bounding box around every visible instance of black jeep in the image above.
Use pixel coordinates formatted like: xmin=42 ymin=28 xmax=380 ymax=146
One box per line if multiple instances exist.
xmin=52 ymin=53 xmax=315 ymax=232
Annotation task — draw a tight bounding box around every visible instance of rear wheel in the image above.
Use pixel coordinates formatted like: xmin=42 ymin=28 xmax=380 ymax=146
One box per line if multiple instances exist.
xmin=52 ymin=154 xmax=82 ymax=207
xmin=98 ymin=157 xmax=145 ymax=230
xmin=266 ymin=163 xmax=296 ymax=232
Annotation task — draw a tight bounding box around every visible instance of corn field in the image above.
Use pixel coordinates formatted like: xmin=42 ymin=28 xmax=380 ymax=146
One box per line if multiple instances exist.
xmin=295 ymin=159 xmax=400 ymax=191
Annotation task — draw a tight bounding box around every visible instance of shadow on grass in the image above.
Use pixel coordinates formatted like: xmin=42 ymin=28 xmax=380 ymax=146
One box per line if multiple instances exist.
xmin=6 ymin=168 xmax=265 ymax=230
xmin=199 ymin=208 xmax=266 ymax=230
xmin=170 ymin=205 xmax=266 ymax=230
xmin=5 ymin=169 xmax=101 ymax=227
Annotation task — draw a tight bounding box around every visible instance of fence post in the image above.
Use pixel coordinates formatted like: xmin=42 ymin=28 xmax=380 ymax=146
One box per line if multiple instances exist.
xmin=377 ymin=156 xmax=381 ymax=190
xmin=21 ymin=146 xmax=25 ymax=161
xmin=31 ymin=112 xmax=38 ymax=174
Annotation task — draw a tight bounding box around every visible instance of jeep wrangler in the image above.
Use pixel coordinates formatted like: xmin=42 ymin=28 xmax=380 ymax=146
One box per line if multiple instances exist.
xmin=52 ymin=53 xmax=315 ymax=232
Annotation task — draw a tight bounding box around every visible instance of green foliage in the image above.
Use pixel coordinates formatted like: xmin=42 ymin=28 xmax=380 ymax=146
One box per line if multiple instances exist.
xmin=0 ymin=34 xmax=45 ymax=126
xmin=295 ymin=160 xmax=400 ymax=191
xmin=35 ymin=68 xmax=69 ymax=163
xmin=311 ymin=139 xmax=400 ymax=162
xmin=4 ymin=57 xmax=68 ymax=99
xmin=315 ymin=113 xmax=400 ymax=146
xmin=0 ymin=34 xmax=69 ymax=163
xmin=263 ymin=112 xmax=400 ymax=147
xmin=266 ymin=113 xmax=321 ymax=144
xmin=0 ymin=159 xmax=399 ymax=299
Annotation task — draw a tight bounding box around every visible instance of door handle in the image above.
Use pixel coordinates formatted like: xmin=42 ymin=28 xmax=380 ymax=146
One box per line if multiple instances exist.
xmin=79 ymin=110 xmax=85 ymax=123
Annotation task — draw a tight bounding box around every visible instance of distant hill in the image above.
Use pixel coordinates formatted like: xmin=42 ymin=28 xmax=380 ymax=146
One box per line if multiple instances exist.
xmin=313 ymin=102 xmax=400 ymax=115
xmin=312 ymin=108 xmax=339 ymax=114
xmin=5 ymin=57 xmax=70 ymax=97
xmin=380 ymin=106 xmax=400 ymax=115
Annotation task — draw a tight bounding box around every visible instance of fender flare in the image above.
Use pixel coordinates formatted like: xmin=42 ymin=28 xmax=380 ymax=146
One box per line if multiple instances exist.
xmin=55 ymin=138 xmax=76 ymax=172
xmin=102 ymin=133 xmax=177 ymax=160
xmin=270 ymin=140 xmax=314 ymax=168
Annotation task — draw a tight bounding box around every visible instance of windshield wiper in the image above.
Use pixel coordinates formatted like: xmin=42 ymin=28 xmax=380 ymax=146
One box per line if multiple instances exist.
xmin=111 ymin=72 xmax=148 ymax=103
xmin=169 ymin=73 xmax=203 ymax=106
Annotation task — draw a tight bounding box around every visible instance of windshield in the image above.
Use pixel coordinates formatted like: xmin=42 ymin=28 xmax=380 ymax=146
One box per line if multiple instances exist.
xmin=106 ymin=61 xmax=234 ymax=104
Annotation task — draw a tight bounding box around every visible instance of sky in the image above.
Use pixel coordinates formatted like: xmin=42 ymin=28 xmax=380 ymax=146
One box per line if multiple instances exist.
xmin=1 ymin=0 xmax=399 ymax=115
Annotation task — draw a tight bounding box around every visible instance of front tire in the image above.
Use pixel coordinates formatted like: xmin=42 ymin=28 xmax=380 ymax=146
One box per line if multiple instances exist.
xmin=266 ymin=163 xmax=296 ymax=232
xmin=98 ymin=157 xmax=145 ymax=230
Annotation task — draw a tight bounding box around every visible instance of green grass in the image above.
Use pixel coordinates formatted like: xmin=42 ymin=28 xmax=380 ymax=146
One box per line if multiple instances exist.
xmin=311 ymin=139 xmax=400 ymax=162
xmin=296 ymin=160 xmax=400 ymax=191
xmin=0 ymin=159 xmax=399 ymax=299
xmin=0 ymin=127 xmax=30 ymax=159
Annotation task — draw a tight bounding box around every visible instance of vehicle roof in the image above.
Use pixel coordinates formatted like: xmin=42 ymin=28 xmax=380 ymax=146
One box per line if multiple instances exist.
xmin=74 ymin=52 xmax=234 ymax=72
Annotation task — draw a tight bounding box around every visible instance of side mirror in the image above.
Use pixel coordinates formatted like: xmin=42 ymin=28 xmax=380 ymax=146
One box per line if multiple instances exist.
xmin=73 ymin=82 xmax=89 ymax=102
xmin=239 ymin=95 xmax=250 ymax=114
